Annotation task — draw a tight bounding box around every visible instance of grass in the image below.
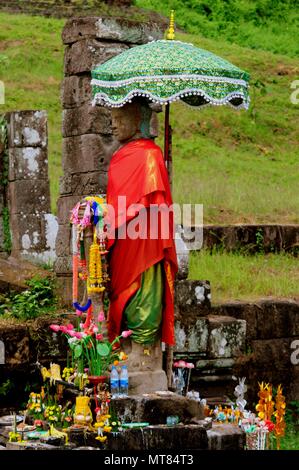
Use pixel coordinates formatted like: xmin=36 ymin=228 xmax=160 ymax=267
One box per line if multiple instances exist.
xmin=136 ymin=0 xmax=299 ymax=58
xmin=189 ymin=250 xmax=299 ymax=303
xmin=0 ymin=12 xmax=298 ymax=223
xmin=0 ymin=13 xmax=64 ymax=212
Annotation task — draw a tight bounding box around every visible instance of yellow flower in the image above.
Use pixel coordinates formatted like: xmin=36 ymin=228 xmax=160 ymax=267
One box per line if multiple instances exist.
xmin=119 ymin=352 xmax=128 ymax=361
xmin=94 ymin=423 xmax=103 ymax=429
xmin=96 ymin=436 xmax=107 ymax=442
xmin=103 ymin=426 xmax=112 ymax=433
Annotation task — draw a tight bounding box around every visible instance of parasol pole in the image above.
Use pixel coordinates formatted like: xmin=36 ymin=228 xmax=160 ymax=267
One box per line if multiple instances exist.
xmin=164 ymin=10 xmax=175 ymax=389
xmin=164 ymin=103 xmax=173 ymax=187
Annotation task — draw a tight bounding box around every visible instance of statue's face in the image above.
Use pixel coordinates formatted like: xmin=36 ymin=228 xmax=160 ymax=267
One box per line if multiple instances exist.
xmin=111 ymin=104 xmax=141 ymax=142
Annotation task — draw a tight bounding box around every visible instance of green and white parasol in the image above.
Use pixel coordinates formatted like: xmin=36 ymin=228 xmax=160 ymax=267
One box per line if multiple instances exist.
xmin=91 ymin=39 xmax=249 ymax=110
xmin=91 ymin=11 xmax=250 ymax=171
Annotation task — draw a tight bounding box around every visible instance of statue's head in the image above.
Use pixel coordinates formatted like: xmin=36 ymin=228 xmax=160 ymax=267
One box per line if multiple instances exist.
xmin=111 ymin=99 xmax=159 ymax=143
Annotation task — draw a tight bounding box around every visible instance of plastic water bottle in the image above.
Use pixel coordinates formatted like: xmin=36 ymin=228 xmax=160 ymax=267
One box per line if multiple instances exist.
xmin=110 ymin=365 xmax=119 ymax=398
xmin=119 ymin=365 xmax=129 ymax=397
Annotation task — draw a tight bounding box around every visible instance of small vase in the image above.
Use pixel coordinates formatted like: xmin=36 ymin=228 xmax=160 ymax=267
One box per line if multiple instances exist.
xmin=88 ymin=375 xmax=108 ymax=386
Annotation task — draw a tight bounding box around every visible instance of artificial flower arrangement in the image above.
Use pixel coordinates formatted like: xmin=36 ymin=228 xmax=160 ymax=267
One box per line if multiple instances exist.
xmin=209 ymin=380 xmax=286 ymax=450
xmin=173 ymin=359 xmax=195 ymax=395
xmin=50 ymin=309 xmax=131 ymax=383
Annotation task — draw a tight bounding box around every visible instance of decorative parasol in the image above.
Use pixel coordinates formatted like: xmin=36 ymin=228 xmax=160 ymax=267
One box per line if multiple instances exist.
xmin=91 ymin=11 xmax=250 ymax=172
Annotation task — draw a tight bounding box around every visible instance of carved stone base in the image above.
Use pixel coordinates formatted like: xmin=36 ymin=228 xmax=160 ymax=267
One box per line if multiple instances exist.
xmin=122 ymin=338 xmax=167 ymax=393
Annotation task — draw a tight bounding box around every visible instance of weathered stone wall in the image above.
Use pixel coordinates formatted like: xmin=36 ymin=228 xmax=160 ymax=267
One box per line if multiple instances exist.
xmin=183 ymin=224 xmax=299 ymax=254
xmin=174 ymin=289 xmax=299 ymax=404
xmin=0 ymin=1 xmax=133 ymax=19
xmin=4 ymin=110 xmax=57 ymax=263
xmin=55 ymin=16 xmax=163 ymax=301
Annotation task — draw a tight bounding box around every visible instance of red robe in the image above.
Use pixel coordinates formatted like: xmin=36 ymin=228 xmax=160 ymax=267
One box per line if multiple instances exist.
xmin=106 ymin=138 xmax=178 ymax=345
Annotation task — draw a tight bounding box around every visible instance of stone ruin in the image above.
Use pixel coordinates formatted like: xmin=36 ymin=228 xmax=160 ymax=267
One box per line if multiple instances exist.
xmin=0 ymin=16 xmax=297 ymax=425
xmin=0 ymin=110 xmax=57 ymax=264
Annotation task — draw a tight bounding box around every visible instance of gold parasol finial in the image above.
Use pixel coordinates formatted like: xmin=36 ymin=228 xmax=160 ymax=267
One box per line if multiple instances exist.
xmin=165 ymin=10 xmax=175 ymax=40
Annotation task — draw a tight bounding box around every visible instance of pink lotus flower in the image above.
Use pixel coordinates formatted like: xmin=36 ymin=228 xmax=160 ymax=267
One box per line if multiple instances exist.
xmin=60 ymin=326 xmax=69 ymax=334
xmin=96 ymin=334 xmax=104 ymax=341
xmin=50 ymin=324 xmax=60 ymax=332
xmin=97 ymin=311 xmax=105 ymax=322
xmin=122 ymin=330 xmax=133 ymax=338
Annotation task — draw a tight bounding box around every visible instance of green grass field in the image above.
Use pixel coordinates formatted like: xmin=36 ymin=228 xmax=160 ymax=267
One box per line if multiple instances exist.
xmin=189 ymin=250 xmax=299 ymax=303
xmin=0 ymin=10 xmax=298 ymax=223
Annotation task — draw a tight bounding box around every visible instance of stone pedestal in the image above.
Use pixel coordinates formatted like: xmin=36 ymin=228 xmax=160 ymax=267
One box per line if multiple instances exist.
xmin=122 ymin=338 xmax=167 ymax=393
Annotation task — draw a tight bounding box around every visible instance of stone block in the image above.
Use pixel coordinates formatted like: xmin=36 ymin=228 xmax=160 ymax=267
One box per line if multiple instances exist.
xmin=62 ymin=134 xmax=118 ymax=173
xmin=122 ymin=338 xmax=163 ymax=372
xmin=54 ymin=255 xmax=73 ymax=275
xmin=62 ymin=104 xmax=112 ymax=137
xmin=10 ymin=212 xmax=46 ymax=254
xmin=0 ymin=256 xmax=50 ymax=293
xmin=55 ymin=274 xmax=73 ymax=305
xmin=55 ymin=224 xmax=72 ymax=258
xmin=56 ymin=195 xmax=83 ymax=225
xmin=129 ymin=370 xmax=168 ymax=394
xmin=6 ymin=441 xmax=58 ymax=450
xmin=111 ymin=393 xmax=204 ymax=425
xmin=8 ymin=147 xmax=48 ymax=181
xmin=175 ymin=279 xmax=211 ymax=310
xmin=8 ymin=179 xmax=51 ymax=215
xmin=255 ymin=300 xmax=299 ymax=339
xmin=212 ymin=302 xmax=258 ymax=340
xmin=207 ymin=424 xmax=245 ymax=450
xmin=0 ymin=324 xmax=29 ymax=366
xmin=7 ymin=110 xmax=47 ymax=148
xmin=61 ymin=74 xmax=92 ymax=108
xmin=62 ymin=16 xmax=163 ymax=45
xmin=212 ymin=300 xmax=299 ymax=340
xmin=28 ymin=315 xmax=70 ymax=363
xmin=59 ymin=171 xmax=108 ymax=197
xmin=69 ymin=423 xmax=208 ymax=450
xmin=64 ymin=39 xmax=128 ymax=75
xmin=207 ymin=315 xmax=246 ymax=359
xmin=174 ymin=318 xmax=209 ymax=353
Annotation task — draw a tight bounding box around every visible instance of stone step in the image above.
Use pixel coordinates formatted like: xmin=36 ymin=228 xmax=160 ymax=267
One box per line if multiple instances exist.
xmin=183 ymin=224 xmax=299 ymax=254
xmin=207 ymin=423 xmax=245 ymax=450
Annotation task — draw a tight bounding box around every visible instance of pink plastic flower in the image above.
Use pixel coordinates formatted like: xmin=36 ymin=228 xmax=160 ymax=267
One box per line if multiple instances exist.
xmin=186 ymin=362 xmax=195 ymax=369
xmin=96 ymin=334 xmax=104 ymax=341
xmin=97 ymin=311 xmax=105 ymax=323
xmin=68 ymin=330 xmax=76 ymax=337
xmin=76 ymin=309 xmax=83 ymax=317
xmin=50 ymin=324 xmax=60 ymax=332
xmin=60 ymin=326 xmax=69 ymax=334
xmin=74 ymin=332 xmax=83 ymax=339
xmin=121 ymin=330 xmax=133 ymax=338
xmin=66 ymin=323 xmax=75 ymax=330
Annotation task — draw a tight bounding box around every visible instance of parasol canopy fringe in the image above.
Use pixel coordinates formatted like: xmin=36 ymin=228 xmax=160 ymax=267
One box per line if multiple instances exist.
xmin=91 ymin=88 xmax=250 ymax=110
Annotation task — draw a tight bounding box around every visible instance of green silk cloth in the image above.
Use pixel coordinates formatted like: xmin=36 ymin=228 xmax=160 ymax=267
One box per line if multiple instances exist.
xmin=124 ymin=263 xmax=163 ymax=344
